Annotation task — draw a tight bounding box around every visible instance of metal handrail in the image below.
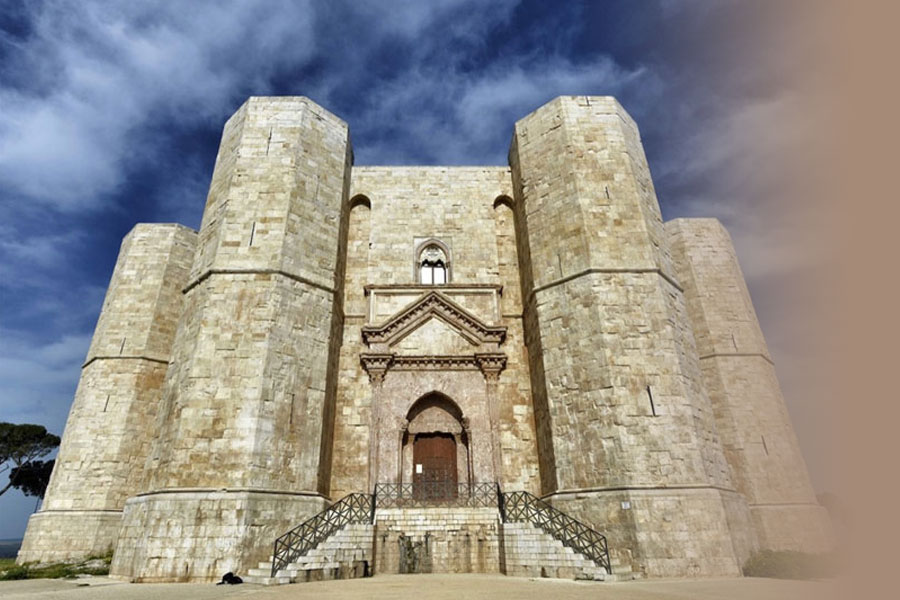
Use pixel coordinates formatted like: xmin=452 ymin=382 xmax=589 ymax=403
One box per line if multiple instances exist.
xmin=270 ymin=493 xmax=374 ymax=577
xmin=501 ymin=490 xmax=611 ymax=574
xmin=374 ymin=481 xmax=499 ymax=508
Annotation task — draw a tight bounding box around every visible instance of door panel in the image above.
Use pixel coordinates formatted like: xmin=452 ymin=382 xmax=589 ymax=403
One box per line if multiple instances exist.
xmin=413 ymin=433 xmax=457 ymax=500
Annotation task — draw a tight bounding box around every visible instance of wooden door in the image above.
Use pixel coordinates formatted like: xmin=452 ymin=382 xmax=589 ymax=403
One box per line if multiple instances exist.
xmin=412 ymin=433 xmax=457 ymax=501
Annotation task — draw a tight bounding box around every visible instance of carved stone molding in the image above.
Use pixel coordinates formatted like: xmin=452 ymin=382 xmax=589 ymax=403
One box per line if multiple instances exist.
xmin=391 ymin=355 xmax=481 ymax=371
xmin=361 ymin=352 xmax=508 ymax=382
xmin=475 ymin=353 xmax=507 ymax=381
xmin=361 ymin=290 xmax=506 ymax=347
xmin=360 ymin=353 xmax=393 ymax=384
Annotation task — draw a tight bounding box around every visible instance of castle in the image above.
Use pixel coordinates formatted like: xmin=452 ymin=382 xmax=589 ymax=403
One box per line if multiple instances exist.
xmin=18 ymin=96 xmax=831 ymax=581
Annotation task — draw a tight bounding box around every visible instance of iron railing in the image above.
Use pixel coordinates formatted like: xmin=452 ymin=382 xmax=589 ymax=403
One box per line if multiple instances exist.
xmin=271 ymin=493 xmax=374 ymax=577
xmin=374 ymin=481 xmax=500 ymax=508
xmin=501 ymin=491 xmax=611 ymax=574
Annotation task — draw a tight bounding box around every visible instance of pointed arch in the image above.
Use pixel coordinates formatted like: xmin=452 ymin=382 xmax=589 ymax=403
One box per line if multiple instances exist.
xmin=406 ymin=390 xmax=465 ymax=424
xmin=414 ymin=238 xmax=451 ymax=285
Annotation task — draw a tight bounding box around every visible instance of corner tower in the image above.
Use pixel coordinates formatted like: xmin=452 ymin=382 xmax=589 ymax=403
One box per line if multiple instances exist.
xmin=18 ymin=224 xmax=197 ymax=563
xmin=509 ymin=96 xmax=755 ymax=576
xmin=666 ymin=218 xmax=832 ymax=552
xmin=110 ymin=97 xmax=352 ymax=581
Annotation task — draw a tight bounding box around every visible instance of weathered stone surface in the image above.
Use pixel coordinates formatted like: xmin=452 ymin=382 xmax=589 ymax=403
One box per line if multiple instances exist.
xmin=667 ymin=218 xmax=832 ymax=552
xmin=22 ymin=95 xmax=830 ymax=581
xmin=110 ymin=97 xmax=352 ymax=581
xmin=19 ymin=223 xmax=196 ymax=564
xmin=374 ymin=508 xmax=502 ymax=574
xmin=509 ymin=96 xmax=755 ymax=576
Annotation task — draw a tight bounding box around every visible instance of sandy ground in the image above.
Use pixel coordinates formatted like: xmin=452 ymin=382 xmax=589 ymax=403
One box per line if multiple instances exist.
xmin=0 ymin=573 xmax=840 ymax=600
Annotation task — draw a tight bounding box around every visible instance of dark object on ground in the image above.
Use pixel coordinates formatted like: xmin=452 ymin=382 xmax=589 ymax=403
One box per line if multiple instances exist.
xmin=216 ymin=571 xmax=243 ymax=585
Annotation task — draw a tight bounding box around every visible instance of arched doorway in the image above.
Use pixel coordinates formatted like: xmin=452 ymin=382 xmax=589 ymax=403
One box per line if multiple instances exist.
xmin=401 ymin=393 xmax=471 ymax=500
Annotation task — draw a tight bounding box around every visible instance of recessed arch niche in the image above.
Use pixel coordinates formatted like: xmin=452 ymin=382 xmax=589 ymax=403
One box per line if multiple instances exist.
xmin=401 ymin=393 xmax=471 ymax=490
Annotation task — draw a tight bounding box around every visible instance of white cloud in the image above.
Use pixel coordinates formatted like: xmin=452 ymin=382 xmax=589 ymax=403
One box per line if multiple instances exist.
xmin=0 ymin=332 xmax=89 ymax=431
xmin=351 ymin=56 xmax=648 ymax=165
xmin=0 ymin=0 xmax=318 ymax=210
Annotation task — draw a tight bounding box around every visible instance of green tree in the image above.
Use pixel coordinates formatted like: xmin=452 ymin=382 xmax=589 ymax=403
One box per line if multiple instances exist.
xmin=0 ymin=423 xmax=60 ymax=497
xmin=9 ymin=459 xmax=55 ymax=498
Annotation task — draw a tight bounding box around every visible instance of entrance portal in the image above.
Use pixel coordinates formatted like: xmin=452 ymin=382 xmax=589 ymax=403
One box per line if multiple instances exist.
xmin=412 ymin=432 xmax=457 ymax=500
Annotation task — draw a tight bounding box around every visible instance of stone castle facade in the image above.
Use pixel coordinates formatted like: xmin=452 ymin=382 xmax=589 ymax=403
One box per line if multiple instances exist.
xmin=18 ymin=96 xmax=831 ymax=581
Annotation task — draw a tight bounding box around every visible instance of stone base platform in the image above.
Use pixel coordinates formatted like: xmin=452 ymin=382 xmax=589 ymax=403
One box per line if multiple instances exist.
xmin=109 ymin=489 xmax=328 ymax=582
xmin=17 ymin=510 xmax=123 ymax=564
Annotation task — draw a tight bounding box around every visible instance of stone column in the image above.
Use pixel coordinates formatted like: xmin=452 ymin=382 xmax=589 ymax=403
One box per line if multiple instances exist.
xmin=110 ymin=97 xmax=352 ymax=582
xmin=362 ymin=354 xmax=392 ymax=490
xmin=477 ymin=354 xmax=506 ymax=484
xmin=18 ymin=224 xmax=196 ymax=564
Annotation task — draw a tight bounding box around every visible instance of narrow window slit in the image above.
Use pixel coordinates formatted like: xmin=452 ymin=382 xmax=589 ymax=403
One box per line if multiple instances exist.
xmin=103 ymin=394 xmax=110 ymax=412
xmin=761 ymin=435 xmax=769 ymax=455
xmin=119 ymin=338 xmax=126 ymax=355
xmin=647 ymin=385 xmax=656 ymax=417
xmin=249 ymin=221 xmax=256 ymax=247
xmin=289 ymin=393 xmax=295 ymax=425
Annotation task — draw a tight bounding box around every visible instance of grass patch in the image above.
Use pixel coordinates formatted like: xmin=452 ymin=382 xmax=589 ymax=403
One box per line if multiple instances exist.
xmin=0 ymin=552 xmax=111 ymax=581
xmin=742 ymin=550 xmax=838 ymax=580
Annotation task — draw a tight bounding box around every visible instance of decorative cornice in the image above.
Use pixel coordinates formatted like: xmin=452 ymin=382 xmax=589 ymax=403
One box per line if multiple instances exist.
xmin=391 ymin=355 xmax=481 ymax=371
xmin=364 ymin=283 xmax=502 ymax=295
xmin=361 ymin=290 xmax=506 ymax=347
xmin=359 ymin=353 xmax=508 ymax=377
xmin=475 ymin=353 xmax=507 ymax=380
xmin=360 ymin=353 xmax=393 ymax=384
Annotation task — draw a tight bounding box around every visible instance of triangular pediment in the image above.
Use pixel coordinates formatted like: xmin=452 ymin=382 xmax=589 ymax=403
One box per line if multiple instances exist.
xmin=393 ymin=316 xmax=478 ymax=355
xmin=361 ymin=290 xmax=506 ymax=347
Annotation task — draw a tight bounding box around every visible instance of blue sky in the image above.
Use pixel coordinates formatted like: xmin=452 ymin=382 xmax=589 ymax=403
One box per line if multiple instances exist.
xmin=0 ymin=1 xmax=831 ymax=539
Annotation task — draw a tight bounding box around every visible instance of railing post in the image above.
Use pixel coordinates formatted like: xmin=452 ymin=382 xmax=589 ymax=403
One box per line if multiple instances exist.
xmin=270 ymin=540 xmax=278 ymax=578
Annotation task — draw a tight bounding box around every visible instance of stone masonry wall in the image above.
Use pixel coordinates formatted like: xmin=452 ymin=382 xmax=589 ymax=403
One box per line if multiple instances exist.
xmin=19 ymin=224 xmax=196 ymax=564
xmin=329 ymin=167 xmax=540 ymax=497
xmin=112 ymin=97 xmax=352 ymax=582
xmin=509 ymin=96 xmax=747 ymax=575
xmin=666 ymin=218 xmax=832 ymax=552
xmin=22 ymin=95 xmax=827 ymax=580
xmin=374 ymin=508 xmax=501 ymax=574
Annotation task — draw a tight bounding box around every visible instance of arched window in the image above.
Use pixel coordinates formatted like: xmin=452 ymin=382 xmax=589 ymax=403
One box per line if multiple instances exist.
xmin=418 ymin=243 xmax=449 ymax=285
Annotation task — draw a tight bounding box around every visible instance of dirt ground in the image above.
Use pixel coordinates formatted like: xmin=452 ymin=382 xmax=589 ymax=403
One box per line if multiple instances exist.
xmin=0 ymin=573 xmax=839 ymax=600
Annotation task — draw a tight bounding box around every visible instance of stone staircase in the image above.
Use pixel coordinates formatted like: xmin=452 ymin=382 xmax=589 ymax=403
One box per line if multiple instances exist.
xmin=243 ymin=523 xmax=374 ymax=585
xmin=374 ymin=507 xmax=502 ymax=574
xmin=502 ymin=520 xmax=621 ymax=581
xmin=243 ymin=489 xmax=627 ymax=585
